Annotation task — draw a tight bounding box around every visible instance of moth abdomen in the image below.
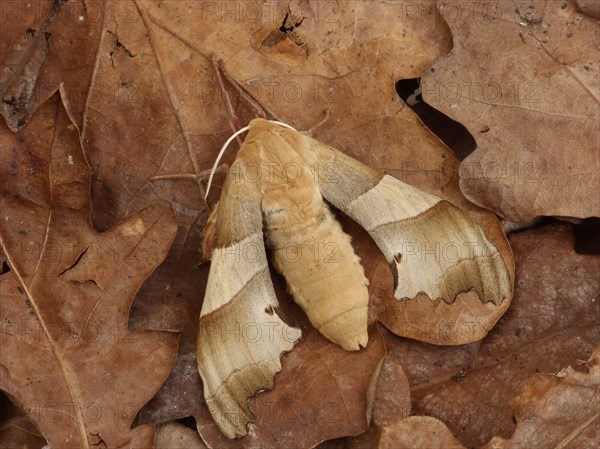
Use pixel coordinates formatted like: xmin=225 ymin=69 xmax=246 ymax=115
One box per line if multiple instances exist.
xmin=265 ymin=202 xmax=369 ymax=351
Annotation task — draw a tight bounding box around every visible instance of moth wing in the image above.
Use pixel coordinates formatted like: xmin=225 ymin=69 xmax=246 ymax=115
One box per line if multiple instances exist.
xmin=197 ymin=153 xmax=300 ymax=438
xmin=298 ymin=136 xmax=512 ymax=305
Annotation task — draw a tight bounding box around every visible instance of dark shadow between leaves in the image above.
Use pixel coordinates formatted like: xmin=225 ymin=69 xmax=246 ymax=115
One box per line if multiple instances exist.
xmin=395 ymin=78 xmax=476 ymax=161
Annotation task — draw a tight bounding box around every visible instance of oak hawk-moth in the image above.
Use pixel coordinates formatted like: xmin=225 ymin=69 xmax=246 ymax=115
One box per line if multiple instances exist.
xmin=197 ymin=118 xmax=512 ymax=438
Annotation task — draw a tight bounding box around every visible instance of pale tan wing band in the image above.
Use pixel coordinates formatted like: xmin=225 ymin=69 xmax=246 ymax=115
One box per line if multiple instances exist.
xmin=346 ymin=175 xmax=440 ymax=229
xmin=370 ymin=200 xmax=511 ymax=305
xmin=201 ymin=232 xmax=268 ymax=316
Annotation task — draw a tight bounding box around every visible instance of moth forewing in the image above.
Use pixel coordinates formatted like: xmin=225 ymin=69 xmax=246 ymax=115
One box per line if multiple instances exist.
xmin=197 ymin=147 xmax=300 ymax=439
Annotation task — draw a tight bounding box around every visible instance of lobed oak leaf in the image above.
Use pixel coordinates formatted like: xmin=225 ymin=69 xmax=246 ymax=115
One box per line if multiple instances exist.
xmin=0 ymin=90 xmax=178 ymax=448
xmin=422 ymin=0 xmax=600 ymax=222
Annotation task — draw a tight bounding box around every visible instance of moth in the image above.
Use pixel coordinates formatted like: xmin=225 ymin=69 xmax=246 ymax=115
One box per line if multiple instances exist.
xmin=197 ymin=118 xmax=512 ymax=438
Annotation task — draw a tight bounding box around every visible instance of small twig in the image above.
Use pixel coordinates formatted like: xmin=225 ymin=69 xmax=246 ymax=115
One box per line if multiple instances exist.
xmin=150 ymin=172 xmax=207 ymax=197
xmin=214 ymin=57 xmax=268 ymax=120
xmin=151 ymin=165 xmax=229 ymax=190
xmin=211 ymin=56 xmax=243 ymax=145
xmin=150 ymin=173 xmax=198 ymax=181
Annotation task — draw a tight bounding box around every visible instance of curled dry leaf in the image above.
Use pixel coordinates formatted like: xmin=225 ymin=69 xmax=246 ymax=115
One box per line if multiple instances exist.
xmin=422 ymin=0 xmax=600 ymax=222
xmin=380 ymin=416 xmax=467 ymax=449
xmin=367 ymin=354 xmax=412 ymax=428
xmin=482 ymin=345 xmax=600 ymax=449
xmin=326 ymin=354 xmax=412 ymax=449
xmin=0 ymin=91 xmax=178 ymax=448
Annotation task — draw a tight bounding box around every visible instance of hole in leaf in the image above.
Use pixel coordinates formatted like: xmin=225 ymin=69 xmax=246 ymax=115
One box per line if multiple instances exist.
xmin=395 ymin=78 xmax=477 ymax=161
xmin=178 ymin=416 xmax=197 ymax=430
xmin=0 ymin=391 xmax=22 ymax=422
xmin=1 ymin=260 xmax=10 ymax=274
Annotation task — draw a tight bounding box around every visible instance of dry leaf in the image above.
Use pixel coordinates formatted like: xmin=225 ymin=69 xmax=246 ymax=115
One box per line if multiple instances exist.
xmin=576 ymin=0 xmax=600 ymax=18
xmin=0 ymin=396 xmax=46 ymax=449
xmin=380 ymin=416 xmax=467 ymax=449
xmin=155 ymin=422 xmax=208 ymax=449
xmin=82 ymin=0 xmax=216 ymax=231
xmin=422 ymin=0 xmax=600 ymax=221
xmin=0 ymin=90 xmax=178 ymax=448
xmin=368 ymin=354 xmax=411 ymax=428
xmin=0 ymin=0 xmax=100 ymax=131
xmin=482 ymin=345 xmax=600 ymax=449
xmin=383 ymin=222 xmax=600 ymax=447
xmin=323 ymin=354 xmax=411 ymax=449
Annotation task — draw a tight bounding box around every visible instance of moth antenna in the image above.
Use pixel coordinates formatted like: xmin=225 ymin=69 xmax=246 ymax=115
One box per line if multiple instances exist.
xmin=205 ymin=125 xmax=251 ymax=200
xmin=269 ymin=120 xmax=297 ymax=131
xmin=204 ymin=120 xmax=297 ymax=200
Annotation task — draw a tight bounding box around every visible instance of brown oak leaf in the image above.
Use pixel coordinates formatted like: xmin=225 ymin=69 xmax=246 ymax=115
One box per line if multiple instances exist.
xmin=0 ymin=0 xmax=101 ymax=131
xmin=383 ymin=222 xmax=600 ymax=448
xmin=0 ymin=90 xmax=178 ymax=448
xmin=422 ymin=0 xmax=600 ymax=222
xmin=482 ymin=345 xmax=600 ymax=448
